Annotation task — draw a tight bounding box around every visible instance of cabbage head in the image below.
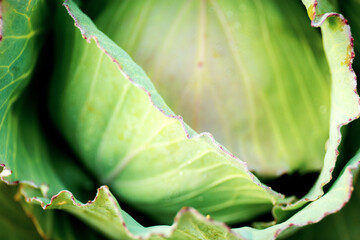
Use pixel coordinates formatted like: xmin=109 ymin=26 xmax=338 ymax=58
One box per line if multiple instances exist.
xmin=1 ymin=0 xmax=360 ymax=239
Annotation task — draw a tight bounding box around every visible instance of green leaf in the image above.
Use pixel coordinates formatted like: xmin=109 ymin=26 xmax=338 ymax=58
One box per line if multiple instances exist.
xmin=51 ymin=0 xmax=284 ymax=226
xmin=0 ymin=0 xmax=57 ymax=186
xmin=17 ymin=184 xmax=112 ymax=240
xmin=0 ymin=0 xmax=46 ymax=128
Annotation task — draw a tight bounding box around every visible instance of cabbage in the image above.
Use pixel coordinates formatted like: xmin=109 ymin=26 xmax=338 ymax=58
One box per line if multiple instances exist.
xmin=0 ymin=0 xmax=359 ymax=239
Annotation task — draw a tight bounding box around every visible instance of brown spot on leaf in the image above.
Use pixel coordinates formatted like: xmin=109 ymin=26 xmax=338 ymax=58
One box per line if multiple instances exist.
xmin=212 ymin=50 xmax=219 ymax=58
xmin=307 ymin=3 xmax=316 ymax=21
xmin=56 ymin=200 xmax=68 ymax=206
xmin=341 ymin=44 xmax=353 ymax=67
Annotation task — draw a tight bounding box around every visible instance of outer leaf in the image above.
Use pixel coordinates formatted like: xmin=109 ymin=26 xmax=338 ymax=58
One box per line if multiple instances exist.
xmin=52 ymin=0 xmax=284 ymax=225
xmin=17 ymin=186 xmax=109 ymax=240
xmin=0 ymin=0 xmax=58 ymax=188
xmin=0 ymin=1 xmax=67 ymax=237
